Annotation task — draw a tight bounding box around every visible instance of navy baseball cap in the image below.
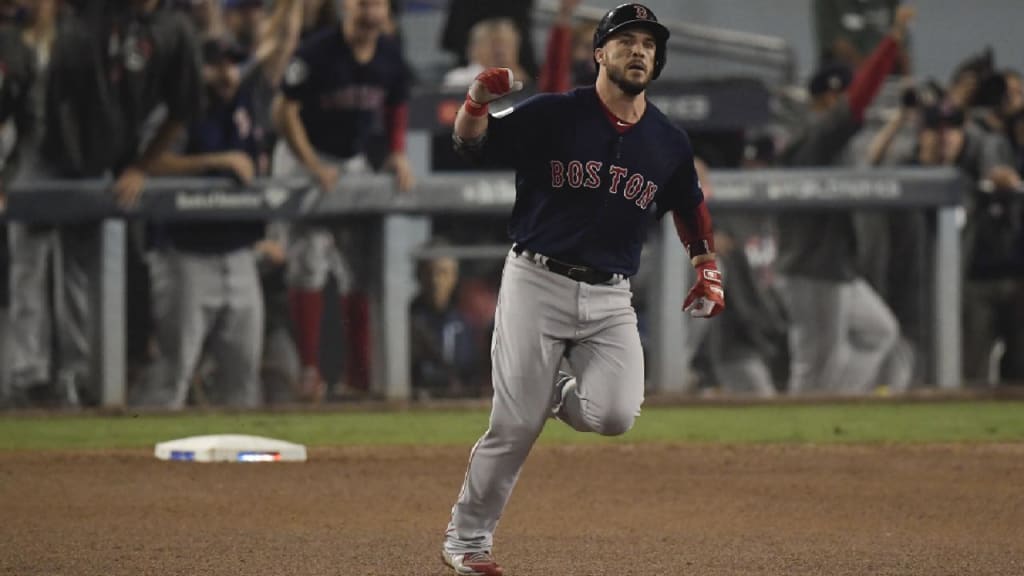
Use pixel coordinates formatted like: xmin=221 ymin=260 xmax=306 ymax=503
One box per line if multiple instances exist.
xmin=808 ymin=64 xmax=852 ymax=96
xmin=202 ymin=38 xmax=248 ymax=65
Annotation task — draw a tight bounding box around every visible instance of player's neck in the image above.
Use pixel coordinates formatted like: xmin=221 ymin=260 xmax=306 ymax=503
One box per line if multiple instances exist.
xmin=595 ymin=78 xmax=646 ymax=124
xmin=342 ymin=21 xmax=380 ymax=63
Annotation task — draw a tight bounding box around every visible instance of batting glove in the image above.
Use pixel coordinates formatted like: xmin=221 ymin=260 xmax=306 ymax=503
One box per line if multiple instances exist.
xmin=465 ymin=68 xmax=524 ymax=116
xmin=683 ymin=260 xmax=725 ymax=318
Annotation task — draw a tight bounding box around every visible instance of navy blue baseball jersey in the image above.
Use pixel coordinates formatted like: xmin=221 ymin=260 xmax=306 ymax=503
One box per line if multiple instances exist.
xmin=280 ymin=27 xmax=409 ymax=160
xmin=161 ymin=85 xmax=266 ymax=255
xmin=478 ymin=86 xmax=702 ymax=276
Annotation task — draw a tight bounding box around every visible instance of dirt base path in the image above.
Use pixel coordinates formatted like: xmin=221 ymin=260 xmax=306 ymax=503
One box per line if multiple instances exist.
xmin=2 ymin=443 xmax=1023 ymax=575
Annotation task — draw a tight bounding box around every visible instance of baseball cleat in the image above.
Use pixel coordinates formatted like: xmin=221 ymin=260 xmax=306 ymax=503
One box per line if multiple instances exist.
xmin=551 ymin=371 xmax=576 ymax=420
xmin=441 ymin=550 xmax=504 ymax=575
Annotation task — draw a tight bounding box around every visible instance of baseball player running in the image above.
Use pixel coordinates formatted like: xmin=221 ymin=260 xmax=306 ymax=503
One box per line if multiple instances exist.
xmin=441 ymin=4 xmax=724 ymax=575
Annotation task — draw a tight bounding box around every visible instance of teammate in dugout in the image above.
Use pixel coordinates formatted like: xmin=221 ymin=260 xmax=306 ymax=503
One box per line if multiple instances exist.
xmin=440 ymin=4 xmax=724 ymax=575
xmin=272 ymin=0 xmax=413 ymax=401
xmin=775 ymin=6 xmax=914 ymax=396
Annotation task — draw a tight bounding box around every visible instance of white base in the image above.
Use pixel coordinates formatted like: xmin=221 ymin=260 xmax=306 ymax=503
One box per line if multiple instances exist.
xmin=154 ymin=434 xmax=307 ymax=463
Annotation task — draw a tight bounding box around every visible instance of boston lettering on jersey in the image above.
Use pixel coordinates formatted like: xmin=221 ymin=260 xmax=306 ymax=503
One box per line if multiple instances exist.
xmin=475 ymin=86 xmax=702 ymax=277
xmin=549 ymin=161 xmax=658 ymax=210
xmin=281 ymin=26 xmax=409 ymax=160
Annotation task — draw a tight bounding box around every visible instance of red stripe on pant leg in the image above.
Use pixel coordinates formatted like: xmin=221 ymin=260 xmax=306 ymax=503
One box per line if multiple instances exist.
xmin=288 ymin=289 xmax=323 ymax=369
xmin=342 ymin=293 xmax=371 ymax=391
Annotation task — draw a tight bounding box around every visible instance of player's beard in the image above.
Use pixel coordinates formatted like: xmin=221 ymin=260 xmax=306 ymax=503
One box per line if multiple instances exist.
xmin=607 ymin=64 xmax=650 ymax=96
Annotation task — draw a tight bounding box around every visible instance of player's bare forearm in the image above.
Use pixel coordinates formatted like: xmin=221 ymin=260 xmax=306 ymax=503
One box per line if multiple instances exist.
xmin=148 ymin=151 xmax=249 ymax=180
xmin=273 ymin=95 xmax=323 ymax=173
xmin=867 ymin=108 xmax=907 ymax=166
xmin=454 ymin=104 xmax=489 ymax=142
xmin=133 ymin=120 xmax=184 ymax=174
xmin=147 ymin=151 xmax=216 ymax=176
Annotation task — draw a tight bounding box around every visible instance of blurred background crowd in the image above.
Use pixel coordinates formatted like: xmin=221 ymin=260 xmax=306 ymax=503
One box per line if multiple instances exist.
xmin=0 ymin=0 xmax=1022 ymax=410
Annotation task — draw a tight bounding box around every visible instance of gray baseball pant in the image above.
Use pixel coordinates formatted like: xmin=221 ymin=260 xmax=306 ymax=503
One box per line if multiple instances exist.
xmin=7 ymin=222 xmax=95 ymax=393
xmin=271 ymin=143 xmax=367 ymax=293
xmin=779 ymin=275 xmax=904 ymax=395
xmin=141 ymin=248 xmax=263 ymax=409
xmin=444 ymin=249 xmax=645 ymax=554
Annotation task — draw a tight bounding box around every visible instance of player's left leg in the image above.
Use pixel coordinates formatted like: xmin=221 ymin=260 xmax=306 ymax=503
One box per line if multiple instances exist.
xmin=558 ymin=279 xmax=644 ymax=436
xmin=834 ymin=278 xmax=901 ymax=394
xmin=209 ymin=249 xmax=264 ymax=408
xmin=148 ymin=251 xmax=219 ymax=409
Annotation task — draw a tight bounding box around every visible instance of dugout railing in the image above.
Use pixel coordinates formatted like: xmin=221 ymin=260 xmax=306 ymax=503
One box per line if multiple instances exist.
xmin=6 ymin=167 xmax=965 ymax=407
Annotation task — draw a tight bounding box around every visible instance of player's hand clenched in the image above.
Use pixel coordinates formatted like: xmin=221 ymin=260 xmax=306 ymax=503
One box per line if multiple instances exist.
xmin=468 ymin=68 xmax=524 ymax=106
xmin=216 ymin=151 xmax=255 ymax=185
xmin=385 ymin=153 xmax=416 ymax=192
xmin=683 ymin=260 xmax=725 ymax=318
xmin=313 ymin=163 xmax=340 ymax=193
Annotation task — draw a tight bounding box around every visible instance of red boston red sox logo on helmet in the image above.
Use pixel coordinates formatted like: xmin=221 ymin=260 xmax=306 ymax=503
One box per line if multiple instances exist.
xmin=635 ymin=5 xmax=649 ymax=19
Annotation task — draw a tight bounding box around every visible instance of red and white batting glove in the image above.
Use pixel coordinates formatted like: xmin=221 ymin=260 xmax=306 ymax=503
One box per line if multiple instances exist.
xmin=464 ymin=67 xmax=524 ymax=117
xmin=683 ymin=260 xmax=725 ymax=318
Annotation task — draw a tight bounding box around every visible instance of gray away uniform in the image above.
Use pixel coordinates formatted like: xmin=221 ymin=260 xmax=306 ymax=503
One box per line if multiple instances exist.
xmin=776 ymin=100 xmax=906 ymax=395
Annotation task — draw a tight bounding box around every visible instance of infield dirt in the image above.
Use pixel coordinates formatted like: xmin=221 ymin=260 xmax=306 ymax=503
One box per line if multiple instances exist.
xmin=2 ymin=443 xmax=1022 ymax=575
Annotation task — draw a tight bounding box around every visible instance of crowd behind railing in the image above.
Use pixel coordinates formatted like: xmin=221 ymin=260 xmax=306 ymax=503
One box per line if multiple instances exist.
xmin=0 ymin=0 xmax=1021 ymax=411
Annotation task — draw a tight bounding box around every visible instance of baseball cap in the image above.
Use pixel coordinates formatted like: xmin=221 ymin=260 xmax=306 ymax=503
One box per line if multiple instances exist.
xmin=808 ymin=64 xmax=852 ymax=96
xmin=202 ymin=38 xmax=248 ymax=65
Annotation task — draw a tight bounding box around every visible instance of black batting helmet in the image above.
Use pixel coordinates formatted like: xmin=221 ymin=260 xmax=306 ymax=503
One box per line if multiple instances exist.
xmin=593 ymin=3 xmax=670 ymax=80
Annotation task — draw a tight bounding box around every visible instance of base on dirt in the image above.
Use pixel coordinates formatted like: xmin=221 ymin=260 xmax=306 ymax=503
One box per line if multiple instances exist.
xmin=154 ymin=434 xmax=307 ymax=462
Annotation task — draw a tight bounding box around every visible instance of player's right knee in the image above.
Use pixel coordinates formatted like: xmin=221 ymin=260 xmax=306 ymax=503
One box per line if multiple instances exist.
xmin=592 ymin=409 xmax=636 ymax=437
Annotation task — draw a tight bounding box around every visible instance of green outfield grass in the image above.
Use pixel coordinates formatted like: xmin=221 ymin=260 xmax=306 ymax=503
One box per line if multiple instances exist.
xmin=1 ymin=401 xmax=1023 ymax=451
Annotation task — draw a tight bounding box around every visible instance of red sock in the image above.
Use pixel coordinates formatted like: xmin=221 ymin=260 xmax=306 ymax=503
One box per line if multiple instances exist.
xmin=342 ymin=292 xmax=372 ymax=391
xmin=288 ymin=289 xmax=324 ymax=370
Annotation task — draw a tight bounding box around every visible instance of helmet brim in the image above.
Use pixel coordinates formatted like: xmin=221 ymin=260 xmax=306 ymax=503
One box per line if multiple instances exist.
xmin=595 ymin=19 xmax=670 ymax=48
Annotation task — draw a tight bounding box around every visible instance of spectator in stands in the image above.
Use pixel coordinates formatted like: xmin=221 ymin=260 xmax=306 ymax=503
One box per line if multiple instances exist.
xmin=534 ymin=0 xmax=586 ymax=94
xmin=444 ymin=0 xmax=585 ymax=95
xmin=136 ymin=38 xmax=266 ymax=409
xmin=923 ymin=76 xmax=1024 ymax=386
xmin=410 ymin=243 xmax=476 ymax=399
xmin=775 ymin=6 xmax=914 ymax=396
xmin=442 ymin=17 xmax=527 ymax=90
xmin=814 ymin=0 xmax=908 ymax=74
xmin=440 ymin=0 xmax=537 ymax=81
xmin=1003 ymin=70 xmax=1023 ymax=119
xmin=945 ymin=56 xmax=984 ymax=114
xmin=272 ymin=0 xmax=414 ymax=401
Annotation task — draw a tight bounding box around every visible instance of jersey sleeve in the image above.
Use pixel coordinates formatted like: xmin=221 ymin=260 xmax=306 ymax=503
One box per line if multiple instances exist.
xmin=386 ymin=49 xmax=412 ymax=106
xmin=280 ymin=46 xmax=315 ymax=103
xmin=162 ymin=14 xmax=203 ymax=125
xmin=657 ymin=137 xmax=704 ymax=218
